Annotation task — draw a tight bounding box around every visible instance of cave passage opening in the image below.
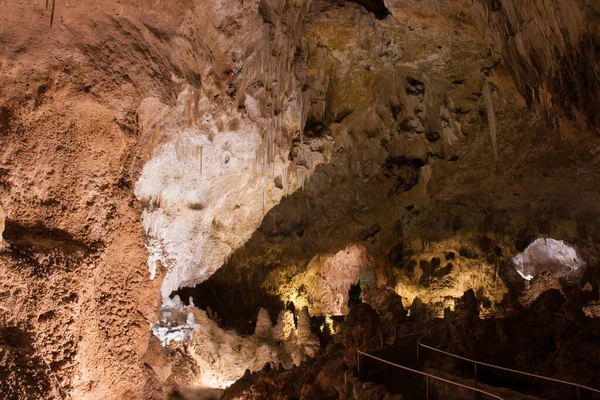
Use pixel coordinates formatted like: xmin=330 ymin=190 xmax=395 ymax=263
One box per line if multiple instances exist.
xmin=512 ymin=238 xmax=585 ymax=281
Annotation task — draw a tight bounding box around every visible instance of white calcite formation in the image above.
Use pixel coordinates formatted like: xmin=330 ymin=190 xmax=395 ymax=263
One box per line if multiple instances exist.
xmin=134 ymin=88 xmax=313 ymax=298
xmin=512 ymin=238 xmax=585 ymax=281
xmin=134 ymin=94 xmax=286 ymax=297
xmin=151 ymin=296 xmax=199 ymax=346
xmin=133 ymin=0 xmax=333 ymax=299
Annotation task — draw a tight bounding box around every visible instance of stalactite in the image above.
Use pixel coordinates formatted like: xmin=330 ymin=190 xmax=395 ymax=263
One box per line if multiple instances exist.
xmin=241 ymin=0 xmax=313 ymax=189
xmin=50 ymin=0 xmax=56 ymax=27
xmin=283 ymin=165 xmax=289 ymax=195
xmin=483 ymin=81 xmax=498 ymax=159
xmin=262 ymin=176 xmax=266 ymax=213
xmin=143 ymin=210 xmax=163 ymax=238
xmin=299 ymin=89 xmax=305 ymax=144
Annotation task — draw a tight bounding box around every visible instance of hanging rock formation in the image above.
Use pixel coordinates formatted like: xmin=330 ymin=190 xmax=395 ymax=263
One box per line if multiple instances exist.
xmin=0 ymin=0 xmax=599 ymax=399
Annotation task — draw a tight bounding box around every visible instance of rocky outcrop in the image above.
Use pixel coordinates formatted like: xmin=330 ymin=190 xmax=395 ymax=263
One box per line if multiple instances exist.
xmin=431 ymin=287 xmax=600 ymax=397
xmin=222 ymin=302 xmax=401 ymax=400
xmin=185 ymin=0 xmax=600 ymax=340
xmin=1 ymin=0 xmax=599 ymax=398
xmin=0 ymin=2 xmax=174 ymax=395
xmin=146 ymin=303 xmax=320 ymax=395
xmin=0 ymin=0 xmax=323 ymax=397
xmin=133 ymin=0 xmax=330 ymax=298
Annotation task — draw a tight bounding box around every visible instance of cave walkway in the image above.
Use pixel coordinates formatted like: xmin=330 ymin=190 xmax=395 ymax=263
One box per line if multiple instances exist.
xmin=357 ymin=320 xmax=502 ymax=400
xmin=357 ymin=319 xmax=600 ymax=400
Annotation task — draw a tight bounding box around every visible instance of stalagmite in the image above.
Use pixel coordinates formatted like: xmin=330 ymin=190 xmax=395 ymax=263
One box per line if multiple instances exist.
xmin=297 ymin=306 xmax=319 ymax=357
xmin=254 ymin=308 xmax=273 ymax=338
xmin=273 ymin=309 xmax=296 ymax=341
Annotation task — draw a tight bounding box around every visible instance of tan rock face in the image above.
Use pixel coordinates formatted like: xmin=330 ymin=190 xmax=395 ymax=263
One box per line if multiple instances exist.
xmin=0 ymin=0 xmax=330 ymax=395
xmin=0 ymin=0 xmax=303 ymax=397
xmin=0 ymin=0 xmax=599 ymax=398
xmin=0 ymin=2 xmax=175 ymax=397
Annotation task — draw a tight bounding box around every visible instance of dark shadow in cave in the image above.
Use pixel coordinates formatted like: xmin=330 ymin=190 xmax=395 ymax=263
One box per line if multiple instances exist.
xmin=2 ymin=220 xmax=103 ymax=278
xmin=175 ymin=263 xmax=285 ymax=335
xmin=342 ymin=0 xmax=390 ymax=19
xmin=174 ymin=132 xmax=600 ymax=334
xmin=3 ymin=220 xmax=102 ymax=253
xmin=498 ymin=258 xmax=526 ymax=305
xmin=174 ymin=133 xmax=420 ymax=332
xmin=348 ymin=282 xmax=362 ymax=309
xmin=0 ymin=325 xmax=59 ymax=398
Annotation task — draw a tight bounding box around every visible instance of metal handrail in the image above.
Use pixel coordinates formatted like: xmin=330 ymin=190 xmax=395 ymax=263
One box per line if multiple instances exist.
xmin=418 ymin=338 xmax=600 ymax=398
xmin=357 ymin=322 xmax=504 ymax=400
xmin=357 ymin=350 xmax=503 ymax=399
xmin=358 ymin=308 xmax=600 ymax=399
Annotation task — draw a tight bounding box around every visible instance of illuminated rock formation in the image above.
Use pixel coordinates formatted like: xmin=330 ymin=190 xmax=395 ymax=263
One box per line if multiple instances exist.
xmin=0 ymin=0 xmax=599 ymax=398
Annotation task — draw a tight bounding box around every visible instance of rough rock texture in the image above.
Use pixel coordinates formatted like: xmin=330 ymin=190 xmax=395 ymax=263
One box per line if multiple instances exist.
xmin=185 ymin=0 xmax=600 ymax=330
xmin=0 ymin=0 xmax=318 ymax=397
xmin=0 ymin=0 xmax=599 ymax=398
xmin=429 ymin=288 xmax=600 ymax=398
xmin=149 ymin=304 xmax=319 ymax=396
xmin=221 ymin=302 xmax=401 ymax=400
xmin=0 ymin=2 xmax=177 ymax=397
xmin=477 ymin=0 xmax=600 ymax=133
xmin=361 ymin=286 xmax=407 ymax=327
xmin=133 ymin=0 xmax=330 ymax=297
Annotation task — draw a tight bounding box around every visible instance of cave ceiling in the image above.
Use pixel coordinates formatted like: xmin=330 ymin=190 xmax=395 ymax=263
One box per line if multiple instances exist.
xmin=0 ymin=0 xmax=599 ymax=398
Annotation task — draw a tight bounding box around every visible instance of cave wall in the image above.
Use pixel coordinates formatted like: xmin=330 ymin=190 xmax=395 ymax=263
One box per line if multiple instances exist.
xmin=0 ymin=2 xmax=179 ymax=397
xmin=0 ymin=0 xmax=599 ymax=399
xmin=0 ymin=0 xmax=336 ymax=396
xmin=0 ymin=0 xmax=318 ymax=397
xmin=133 ymin=0 xmax=332 ymax=298
xmin=476 ymin=0 xmax=600 ymax=134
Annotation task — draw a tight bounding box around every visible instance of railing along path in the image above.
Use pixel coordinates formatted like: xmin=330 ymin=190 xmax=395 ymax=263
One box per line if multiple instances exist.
xmin=418 ymin=333 xmax=600 ymax=399
xmin=357 ymin=320 xmax=502 ymax=399
xmin=358 ymin=312 xmax=600 ymax=400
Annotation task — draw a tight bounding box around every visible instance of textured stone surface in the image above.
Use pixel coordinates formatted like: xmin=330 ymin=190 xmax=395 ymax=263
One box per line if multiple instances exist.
xmin=0 ymin=0 xmax=599 ymax=398
xmin=171 ymin=305 xmax=318 ymax=394
xmin=477 ymin=0 xmax=600 ymax=133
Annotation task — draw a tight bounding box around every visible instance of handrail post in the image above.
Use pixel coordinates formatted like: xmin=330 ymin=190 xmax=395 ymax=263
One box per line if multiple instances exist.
xmin=380 ymin=332 xmax=383 ymax=349
xmin=576 ymin=385 xmax=580 ymax=400
xmin=474 ymin=362 xmax=478 ymax=400
xmin=357 ymin=352 xmax=360 ymax=376
xmin=426 ymin=374 xmax=429 ymax=399
xmin=417 ymin=342 xmax=420 ymax=368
